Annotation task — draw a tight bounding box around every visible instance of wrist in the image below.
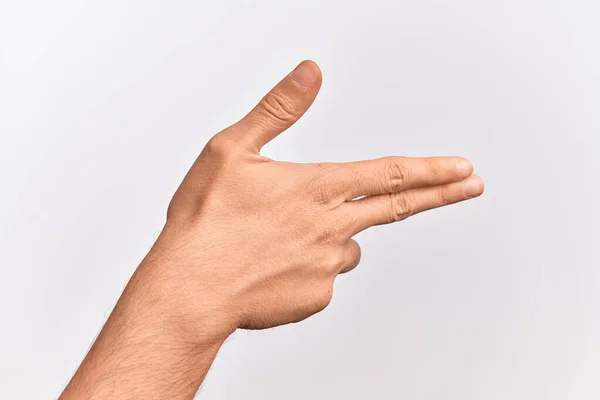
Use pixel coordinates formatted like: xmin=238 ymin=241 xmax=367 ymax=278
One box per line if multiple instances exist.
xmin=125 ymin=255 xmax=238 ymax=348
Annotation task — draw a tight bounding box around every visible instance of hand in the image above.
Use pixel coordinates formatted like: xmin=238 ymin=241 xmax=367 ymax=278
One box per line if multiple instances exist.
xmin=144 ymin=60 xmax=485 ymax=335
xmin=60 ymin=60 xmax=484 ymax=399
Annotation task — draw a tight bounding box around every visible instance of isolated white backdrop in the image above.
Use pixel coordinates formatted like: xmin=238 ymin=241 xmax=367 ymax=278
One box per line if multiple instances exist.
xmin=1 ymin=1 xmax=599 ymax=399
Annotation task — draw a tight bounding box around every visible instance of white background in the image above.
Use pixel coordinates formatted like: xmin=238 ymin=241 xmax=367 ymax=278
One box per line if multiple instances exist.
xmin=1 ymin=1 xmax=599 ymax=399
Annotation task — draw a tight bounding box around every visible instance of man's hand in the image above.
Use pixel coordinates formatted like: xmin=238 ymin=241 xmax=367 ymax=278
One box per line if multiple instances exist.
xmin=61 ymin=60 xmax=484 ymax=399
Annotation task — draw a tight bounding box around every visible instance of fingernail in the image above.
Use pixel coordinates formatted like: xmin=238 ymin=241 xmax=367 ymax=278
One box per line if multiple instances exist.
xmin=464 ymin=176 xmax=484 ymax=198
xmin=456 ymin=161 xmax=473 ymax=178
xmin=290 ymin=60 xmax=320 ymax=88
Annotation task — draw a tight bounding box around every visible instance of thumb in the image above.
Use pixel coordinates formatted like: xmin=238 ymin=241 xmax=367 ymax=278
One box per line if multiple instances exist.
xmin=227 ymin=60 xmax=322 ymax=152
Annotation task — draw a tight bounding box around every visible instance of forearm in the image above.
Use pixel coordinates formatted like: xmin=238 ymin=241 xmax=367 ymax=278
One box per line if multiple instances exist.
xmin=60 ymin=259 xmax=234 ymax=400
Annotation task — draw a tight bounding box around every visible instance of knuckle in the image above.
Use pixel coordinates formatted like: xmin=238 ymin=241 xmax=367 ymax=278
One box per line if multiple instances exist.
xmin=327 ymin=252 xmax=345 ymax=273
xmin=308 ymin=181 xmax=333 ymax=204
xmin=388 ymin=192 xmax=412 ymax=222
xmin=339 ymin=243 xmax=361 ymax=274
xmin=437 ymin=186 xmax=451 ymax=206
xmin=204 ymin=135 xmax=236 ymax=158
xmin=316 ymin=225 xmax=342 ymax=245
xmin=382 ymin=157 xmax=409 ymax=192
xmin=257 ymin=91 xmax=298 ymax=125
xmin=307 ymin=164 xmax=343 ymax=204
xmin=349 ymin=241 xmax=362 ymax=265
xmin=315 ymin=286 xmax=334 ymax=312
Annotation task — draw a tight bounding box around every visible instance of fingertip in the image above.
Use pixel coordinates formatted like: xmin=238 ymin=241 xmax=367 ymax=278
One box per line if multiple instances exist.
xmin=476 ymin=174 xmax=485 ymax=195
xmin=455 ymin=158 xmax=474 ymax=178
xmin=290 ymin=60 xmax=322 ymax=89
xmin=464 ymin=174 xmax=484 ymax=198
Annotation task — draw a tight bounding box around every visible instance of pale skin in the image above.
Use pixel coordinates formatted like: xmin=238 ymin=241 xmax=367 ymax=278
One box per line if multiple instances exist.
xmin=60 ymin=60 xmax=484 ymax=399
